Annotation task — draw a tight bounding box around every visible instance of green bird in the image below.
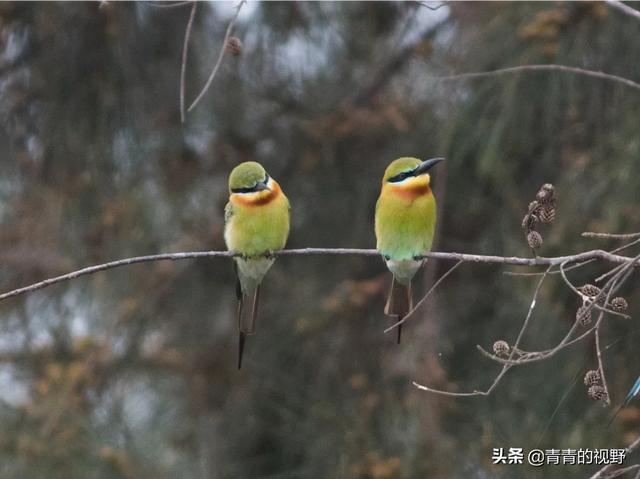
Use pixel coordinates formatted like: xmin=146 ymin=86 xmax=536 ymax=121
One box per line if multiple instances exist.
xmin=224 ymin=161 xmax=290 ymax=369
xmin=375 ymin=157 xmax=444 ymax=343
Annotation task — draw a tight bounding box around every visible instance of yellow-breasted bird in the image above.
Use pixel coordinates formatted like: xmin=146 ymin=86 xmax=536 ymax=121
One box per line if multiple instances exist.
xmin=374 ymin=157 xmax=444 ymax=343
xmin=224 ymin=162 xmax=290 ymax=369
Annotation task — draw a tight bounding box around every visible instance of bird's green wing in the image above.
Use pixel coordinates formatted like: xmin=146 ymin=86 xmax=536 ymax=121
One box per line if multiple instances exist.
xmin=224 ymin=201 xmax=234 ymax=224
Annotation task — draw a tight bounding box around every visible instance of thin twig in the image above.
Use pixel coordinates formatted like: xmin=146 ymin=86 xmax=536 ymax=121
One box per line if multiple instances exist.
xmin=143 ymin=1 xmax=193 ymax=8
xmin=478 ymin=255 xmax=637 ymax=367
xmin=430 ymin=64 xmax=640 ymax=92
xmin=606 ymin=0 xmax=640 ymax=21
xmin=416 ymin=1 xmax=447 ymax=11
xmin=583 ymin=231 xmax=640 ymax=239
xmin=0 ymin=248 xmax=639 ymax=303
xmin=187 ymin=0 xmax=246 ymax=113
xmin=605 ymin=465 xmax=640 ymax=479
xmin=180 ymin=2 xmax=198 ymax=123
xmin=590 ymin=434 xmax=640 ymax=479
xmin=413 ymin=265 xmax=552 ymax=397
xmin=558 ymin=260 xmax=630 ymax=320
xmin=384 ymin=260 xmax=462 ymax=333
xmin=595 ymin=325 xmax=611 ymax=405
xmin=505 ymin=235 xmax=640 ymax=278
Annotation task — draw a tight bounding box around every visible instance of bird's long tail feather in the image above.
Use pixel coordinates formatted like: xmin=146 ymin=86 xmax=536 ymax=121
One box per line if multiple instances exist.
xmin=236 ymin=283 xmax=260 ymax=369
xmin=385 ymin=277 xmax=412 ymax=344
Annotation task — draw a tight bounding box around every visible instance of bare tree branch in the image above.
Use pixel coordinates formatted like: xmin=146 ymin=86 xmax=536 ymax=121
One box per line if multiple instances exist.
xmin=413 ymin=265 xmax=553 ymax=397
xmin=416 ymin=1 xmax=448 ymax=11
xmin=504 ymin=236 xmax=640 ymax=278
xmin=558 ymin=260 xmax=630 ymax=320
xmin=478 ymin=254 xmax=637 ymax=368
xmin=384 ymin=260 xmax=462 ymax=333
xmin=416 ymin=243 xmax=639 ymax=398
xmin=1 ymin=248 xmax=639 ymax=303
xmin=187 ymin=0 xmax=246 ymax=113
xmin=583 ymin=231 xmax=640 ymax=239
xmin=606 ymin=0 xmax=640 ymax=21
xmin=590 ymin=434 xmax=640 ymax=479
xmin=595 ymin=323 xmax=611 ymax=405
xmin=143 ymin=1 xmax=193 ymax=8
xmin=180 ymin=1 xmax=198 ymax=123
xmin=508 ymin=234 xmax=640 ymax=311
xmin=430 ymin=64 xmax=640 ymax=92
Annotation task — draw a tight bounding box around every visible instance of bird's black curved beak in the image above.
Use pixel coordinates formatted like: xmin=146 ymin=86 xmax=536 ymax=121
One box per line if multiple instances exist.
xmin=254 ymin=177 xmax=271 ymax=191
xmin=412 ymin=157 xmax=445 ymax=176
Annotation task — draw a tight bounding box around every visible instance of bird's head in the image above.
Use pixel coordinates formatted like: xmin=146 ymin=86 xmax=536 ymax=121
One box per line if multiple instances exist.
xmin=382 ymin=157 xmax=444 ymax=194
xmin=228 ymin=161 xmax=280 ymax=205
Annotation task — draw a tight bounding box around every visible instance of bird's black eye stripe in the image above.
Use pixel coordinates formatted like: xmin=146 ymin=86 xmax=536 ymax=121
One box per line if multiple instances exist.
xmin=388 ymin=171 xmax=412 ymax=183
xmin=231 ymin=186 xmax=256 ymax=193
xmin=231 ymin=173 xmax=270 ymax=193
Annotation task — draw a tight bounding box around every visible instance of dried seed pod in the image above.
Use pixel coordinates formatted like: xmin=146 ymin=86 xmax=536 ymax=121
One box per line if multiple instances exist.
xmin=587 ymin=384 xmax=608 ymax=402
xmin=536 ymin=183 xmax=556 ymax=204
xmin=522 ymin=213 xmax=538 ymax=232
xmin=610 ymin=297 xmax=628 ymax=313
xmin=539 ymin=205 xmax=556 ymax=224
xmin=493 ymin=340 xmax=510 ymax=358
xmin=583 ymin=369 xmax=601 ymax=386
xmin=577 ymin=305 xmax=592 ymax=326
xmin=580 ymin=284 xmax=601 ymax=298
xmin=226 ymin=37 xmax=243 ymax=56
xmin=527 ymin=230 xmax=543 ymax=249
xmin=528 ymin=200 xmax=541 ymax=214
xmin=535 ymin=190 xmax=548 ymax=203
xmin=541 ymin=183 xmax=555 ymax=195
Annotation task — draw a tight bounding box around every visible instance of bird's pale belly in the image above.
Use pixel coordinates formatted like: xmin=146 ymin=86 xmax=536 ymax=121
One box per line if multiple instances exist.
xmin=385 ymin=258 xmax=423 ymax=285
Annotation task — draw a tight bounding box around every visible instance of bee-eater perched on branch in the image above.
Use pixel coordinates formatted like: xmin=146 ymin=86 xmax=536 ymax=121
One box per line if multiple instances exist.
xmin=224 ymin=162 xmax=290 ymax=369
xmin=375 ymin=157 xmax=444 ymax=343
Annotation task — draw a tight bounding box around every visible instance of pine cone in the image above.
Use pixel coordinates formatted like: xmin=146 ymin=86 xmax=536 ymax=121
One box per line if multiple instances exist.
xmin=580 ymin=284 xmax=601 ymax=298
xmin=583 ymin=369 xmax=601 ymax=386
xmin=610 ymin=297 xmax=628 ymax=313
xmin=577 ymin=305 xmax=592 ymax=326
xmin=539 ymin=205 xmax=555 ymax=224
xmin=528 ymin=200 xmax=541 ymax=214
xmin=527 ymin=231 xmax=543 ymax=249
xmin=493 ymin=340 xmax=510 ymax=358
xmin=587 ymin=385 xmax=608 ymax=402
xmin=536 ymin=183 xmax=556 ymax=204
xmin=522 ymin=213 xmax=538 ymax=232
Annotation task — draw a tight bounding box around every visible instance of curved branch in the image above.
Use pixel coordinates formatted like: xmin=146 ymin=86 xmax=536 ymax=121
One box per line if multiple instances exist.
xmin=413 ymin=265 xmax=553 ymax=397
xmin=180 ymin=2 xmax=198 ymax=123
xmin=143 ymin=1 xmax=194 ymax=8
xmin=384 ymin=260 xmax=462 ymax=333
xmin=590 ymin=434 xmax=640 ymax=479
xmin=0 ymin=248 xmax=638 ymax=303
xmin=187 ymin=0 xmax=246 ymax=113
xmin=430 ymin=64 xmax=640 ymax=92
xmin=606 ymin=0 xmax=640 ymax=21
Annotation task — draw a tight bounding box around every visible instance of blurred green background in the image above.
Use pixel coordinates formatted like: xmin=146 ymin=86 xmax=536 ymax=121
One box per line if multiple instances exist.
xmin=1 ymin=1 xmax=639 ymax=478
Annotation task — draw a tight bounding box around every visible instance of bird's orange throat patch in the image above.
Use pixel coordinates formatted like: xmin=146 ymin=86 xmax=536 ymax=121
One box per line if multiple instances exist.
xmin=385 ymin=176 xmax=431 ymax=201
xmin=230 ymin=179 xmax=282 ymax=207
